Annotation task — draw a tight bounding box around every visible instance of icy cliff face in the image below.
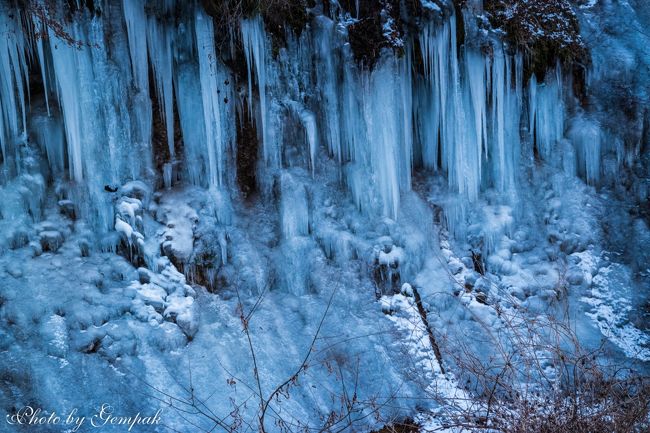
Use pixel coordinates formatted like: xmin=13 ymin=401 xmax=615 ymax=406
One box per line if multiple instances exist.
xmin=0 ymin=0 xmax=648 ymax=431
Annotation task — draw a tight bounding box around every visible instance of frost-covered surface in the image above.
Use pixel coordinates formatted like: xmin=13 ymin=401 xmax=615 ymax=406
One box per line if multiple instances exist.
xmin=0 ymin=0 xmax=649 ymax=431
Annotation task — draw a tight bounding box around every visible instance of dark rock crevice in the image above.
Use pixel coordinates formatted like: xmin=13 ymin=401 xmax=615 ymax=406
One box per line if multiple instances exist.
xmin=411 ymin=286 xmax=445 ymax=374
xmin=236 ymin=103 xmax=259 ymax=199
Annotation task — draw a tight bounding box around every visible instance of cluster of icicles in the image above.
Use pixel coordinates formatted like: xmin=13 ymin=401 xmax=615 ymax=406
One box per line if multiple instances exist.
xmin=0 ymin=0 xmax=597 ymax=232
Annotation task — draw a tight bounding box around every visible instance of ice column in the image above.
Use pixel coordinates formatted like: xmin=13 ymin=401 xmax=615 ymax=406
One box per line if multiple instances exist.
xmin=419 ymin=19 xmax=483 ymax=200
xmin=175 ymin=63 xmax=208 ymax=186
xmin=569 ymin=114 xmax=602 ymax=184
xmin=488 ymin=48 xmax=521 ymax=193
xmin=196 ymin=10 xmax=232 ymax=188
xmin=528 ymin=68 xmax=565 ymax=160
xmin=314 ymin=16 xmax=342 ymax=163
xmin=123 ymin=0 xmax=148 ymax=92
xmin=48 ymin=24 xmax=86 ymax=183
xmin=340 ymin=52 xmax=413 ymax=219
xmin=0 ymin=8 xmax=28 ymax=168
xmin=45 ymin=7 xmax=148 ymax=231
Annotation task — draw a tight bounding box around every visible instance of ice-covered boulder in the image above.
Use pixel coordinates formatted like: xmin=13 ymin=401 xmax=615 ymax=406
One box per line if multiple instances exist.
xmin=135 ymin=283 xmax=167 ymax=311
xmin=164 ymin=295 xmax=199 ymax=338
xmin=39 ymin=230 xmax=64 ymax=252
xmin=372 ymin=238 xmax=406 ymax=296
xmin=6 ymin=228 xmax=29 ymax=250
xmin=57 ymin=199 xmax=76 ymax=220
xmin=149 ymin=322 xmax=188 ymax=351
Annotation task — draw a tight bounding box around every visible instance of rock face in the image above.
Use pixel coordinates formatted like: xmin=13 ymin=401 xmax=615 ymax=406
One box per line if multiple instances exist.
xmin=346 ymin=0 xmax=405 ymax=69
xmin=1 ymin=0 xmax=649 ymax=431
xmin=483 ymin=0 xmax=588 ymax=79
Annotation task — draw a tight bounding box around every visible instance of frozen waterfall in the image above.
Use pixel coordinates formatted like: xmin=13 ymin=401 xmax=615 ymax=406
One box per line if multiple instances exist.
xmin=0 ymin=1 xmax=598 ymax=233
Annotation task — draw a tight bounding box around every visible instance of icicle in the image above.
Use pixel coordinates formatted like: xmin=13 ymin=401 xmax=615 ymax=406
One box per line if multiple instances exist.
xmin=147 ymin=15 xmax=175 ymax=158
xmin=122 ymin=0 xmax=148 ymax=93
xmin=34 ymin=20 xmax=51 ymax=116
xmin=365 ymin=62 xmax=402 ymax=218
xmin=488 ymin=47 xmax=520 ymax=193
xmin=48 ymin=25 xmax=85 ymax=182
xmin=314 ymin=16 xmax=342 ymax=164
xmin=163 ymin=162 xmax=173 ymax=189
xmin=0 ymin=8 xmax=29 ymax=165
xmin=560 ymin=138 xmax=576 ymax=178
xmin=241 ymin=16 xmax=270 ymax=163
xmin=399 ymin=51 xmax=414 ymax=190
xmin=466 ymin=49 xmax=486 ymax=174
xmin=504 ymin=53 xmax=523 ymax=192
xmin=528 ymin=74 xmax=537 ymax=138
xmin=418 ymin=21 xmax=443 ymax=170
xmin=123 ymin=0 xmax=152 ymax=166
xmin=340 ymin=50 xmax=364 ymax=168
xmin=343 ymin=54 xmax=414 ymax=219
xmin=195 ymin=9 xmax=231 ymax=189
xmin=301 ymin=109 xmax=318 ymax=176
xmin=419 ymin=19 xmax=483 ymax=200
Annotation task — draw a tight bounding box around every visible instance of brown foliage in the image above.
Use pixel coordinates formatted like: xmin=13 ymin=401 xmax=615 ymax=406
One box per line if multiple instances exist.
xmin=439 ymin=304 xmax=650 ymax=433
xmin=371 ymin=419 xmax=420 ymax=433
